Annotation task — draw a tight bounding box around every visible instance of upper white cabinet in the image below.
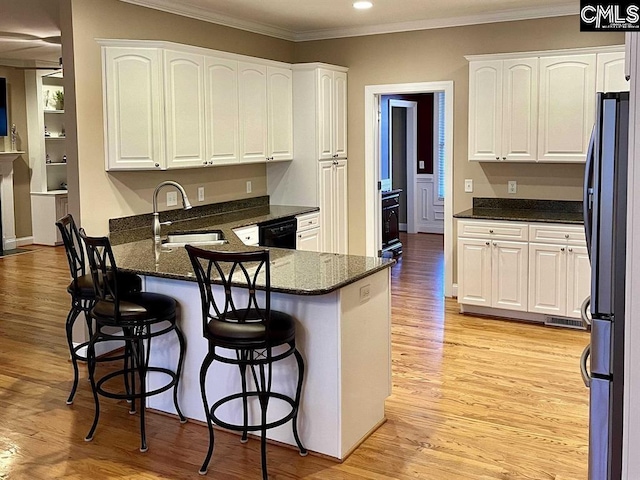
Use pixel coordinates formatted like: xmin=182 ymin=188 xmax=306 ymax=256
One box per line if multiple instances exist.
xmin=163 ymin=50 xmax=206 ymax=168
xmin=467 ymin=46 xmax=624 ymax=163
xmin=538 ymin=54 xmax=596 ymax=163
xmin=205 ymin=57 xmax=239 ymax=165
xmin=596 ymin=51 xmax=629 ymax=92
xmin=101 ymin=40 xmax=293 ymax=171
xmin=318 ymin=68 xmax=347 ymax=160
xmin=468 ymin=58 xmax=538 ymax=162
xmin=104 ymin=47 xmax=164 ymax=170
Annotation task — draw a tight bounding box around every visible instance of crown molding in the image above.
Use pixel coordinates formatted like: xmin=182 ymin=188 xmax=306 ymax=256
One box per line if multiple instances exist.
xmin=120 ymin=0 xmax=578 ymax=43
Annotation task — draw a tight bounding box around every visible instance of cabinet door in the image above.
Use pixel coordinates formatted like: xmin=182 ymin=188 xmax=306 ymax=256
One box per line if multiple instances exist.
xmin=334 ymin=160 xmax=348 ymax=254
xmin=597 ymin=52 xmax=629 ymax=93
xmin=104 ymin=47 xmax=163 ymax=170
xmin=239 ymin=62 xmax=268 ymax=162
xmin=567 ymin=245 xmax=591 ymax=319
xmin=491 ymin=240 xmax=528 ymax=312
xmin=502 ymin=58 xmax=538 ymax=162
xmin=457 ymin=238 xmax=492 ymax=307
xmin=267 ymin=66 xmax=293 ymax=161
xmin=528 ymin=243 xmax=567 ymax=315
xmin=317 ymin=69 xmax=334 ymax=160
xmin=333 ymin=71 xmax=348 ymax=159
xmin=538 ymin=54 xmax=596 ymax=163
xmin=318 ymin=161 xmax=335 ymax=253
xmin=205 ymin=57 xmax=239 ymax=165
xmin=297 ymin=228 xmax=321 ymax=252
xmin=468 ymin=60 xmax=502 ymax=161
xmin=164 ymin=50 xmax=206 ymax=168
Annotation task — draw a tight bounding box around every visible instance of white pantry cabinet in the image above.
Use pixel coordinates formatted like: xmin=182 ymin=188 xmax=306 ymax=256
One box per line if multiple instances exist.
xmin=101 ymin=40 xmax=293 ymax=171
xmin=468 ymin=58 xmax=538 ymax=162
xmin=528 ymin=224 xmax=590 ymax=319
xmin=319 ymin=160 xmax=348 ymax=254
xmin=457 ymin=221 xmax=528 ymax=312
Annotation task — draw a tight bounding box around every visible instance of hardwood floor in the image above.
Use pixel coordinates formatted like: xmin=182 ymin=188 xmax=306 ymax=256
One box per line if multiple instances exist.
xmin=0 ymin=235 xmax=589 ymax=479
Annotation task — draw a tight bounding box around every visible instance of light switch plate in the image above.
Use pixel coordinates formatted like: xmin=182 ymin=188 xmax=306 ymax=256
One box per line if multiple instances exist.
xmin=508 ymin=180 xmax=517 ymax=194
xmin=464 ymin=179 xmax=473 ymax=193
xmin=419 ymin=160 xmax=425 ymax=169
xmin=359 ymin=284 xmax=371 ymax=303
xmin=246 ymin=181 xmax=252 ymax=194
xmin=167 ymin=191 xmax=178 ymax=207
xmin=197 ymin=186 xmax=205 ymax=202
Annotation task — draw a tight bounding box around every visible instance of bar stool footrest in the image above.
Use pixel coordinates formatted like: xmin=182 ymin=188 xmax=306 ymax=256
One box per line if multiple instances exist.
xmin=95 ymin=366 xmax=178 ymax=400
xmin=209 ymin=391 xmax=298 ymax=432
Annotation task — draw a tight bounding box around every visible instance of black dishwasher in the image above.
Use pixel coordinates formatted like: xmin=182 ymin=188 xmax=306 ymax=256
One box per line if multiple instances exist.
xmin=258 ymin=217 xmax=297 ymax=249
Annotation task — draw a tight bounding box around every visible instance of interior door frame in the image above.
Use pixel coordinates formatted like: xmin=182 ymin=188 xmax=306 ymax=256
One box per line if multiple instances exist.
xmin=365 ymin=81 xmax=454 ymax=297
xmin=388 ymin=99 xmax=418 ymax=234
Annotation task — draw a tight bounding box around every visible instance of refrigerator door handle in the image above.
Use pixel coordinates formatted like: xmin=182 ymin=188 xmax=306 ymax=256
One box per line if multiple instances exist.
xmin=581 ymin=296 xmax=591 ymax=329
xmin=581 ymin=344 xmax=591 ymax=388
xmin=584 ymin=125 xmax=596 ymax=256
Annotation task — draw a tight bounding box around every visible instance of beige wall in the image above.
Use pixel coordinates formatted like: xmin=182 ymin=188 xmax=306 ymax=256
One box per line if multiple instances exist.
xmin=0 ymin=67 xmax=32 ymax=238
xmin=293 ymin=16 xmax=623 ymax=254
xmin=64 ymin=0 xmax=295 ymax=235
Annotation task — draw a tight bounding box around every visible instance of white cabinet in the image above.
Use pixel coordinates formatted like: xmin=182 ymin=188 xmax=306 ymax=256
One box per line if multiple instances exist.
xmin=597 ymin=51 xmax=629 ymax=92
xmin=232 ymin=224 xmax=259 ymax=246
xmin=163 ymin=50 xmax=206 ymax=168
xmin=31 ymin=192 xmax=68 ymax=245
xmin=104 ymin=47 xmax=164 ymax=170
xmin=205 ymin=56 xmax=239 ymax=165
xmin=319 ymin=160 xmax=348 ymax=254
xmin=468 ymin=58 xmax=538 ymax=162
xmin=457 ymin=221 xmax=528 ymax=312
xmin=101 ymin=41 xmax=293 ymax=170
xmin=296 ymin=211 xmax=321 ymax=252
xmin=318 ymin=68 xmax=347 ymax=160
xmin=538 ymin=54 xmax=596 ymax=163
xmin=528 ymin=224 xmax=590 ymax=319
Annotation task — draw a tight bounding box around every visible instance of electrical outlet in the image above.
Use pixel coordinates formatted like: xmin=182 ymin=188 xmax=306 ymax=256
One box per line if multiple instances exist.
xmin=508 ymin=180 xmax=517 ymax=194
xmin=166 ymin=191 xmax=178 ymax=207
xmin=246 ymin=181 xmax=252 ymax=194
xmin=197 ymin=186 xmax=205 ymax=202
xmin=359 ymin=284 xmax=371 ymax=303
xmin=464 ymin=179 xmax=473 ymax=193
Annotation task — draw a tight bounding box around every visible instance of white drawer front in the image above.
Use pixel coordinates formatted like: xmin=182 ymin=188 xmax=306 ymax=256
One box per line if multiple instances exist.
xmin=233 ymin=224 xmax=259 ymax=246
xmin=458 ymin=220 xmax=528 ymax=241
xmin=529 ymin=224 xmax=586 ymax=245
xmin=296 ymin=212 xmax=320 ymax=232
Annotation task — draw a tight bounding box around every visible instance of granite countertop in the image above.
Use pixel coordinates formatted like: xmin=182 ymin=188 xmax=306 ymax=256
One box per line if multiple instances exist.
xmin=454 ymin=198 xmax=584 ymax=224
xmin=110 ymin=203 xmax=394 ymax=295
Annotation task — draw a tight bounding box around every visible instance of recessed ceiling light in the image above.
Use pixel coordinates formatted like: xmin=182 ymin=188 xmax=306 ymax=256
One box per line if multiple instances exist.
xmin=353 ymin=1 xmax=373 ymax=10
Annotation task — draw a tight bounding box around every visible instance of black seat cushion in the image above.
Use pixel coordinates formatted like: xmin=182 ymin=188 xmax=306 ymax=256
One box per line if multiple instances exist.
xmin=92 ymin=292 xmax=176 ymax=324
xmin=67 ymin=271 xmax=142 ymax=299
xmin=207 ymin=309 xmax=296 ymax=346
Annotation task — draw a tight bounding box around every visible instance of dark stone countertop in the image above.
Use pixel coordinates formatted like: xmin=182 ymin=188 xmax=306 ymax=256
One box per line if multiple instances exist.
xmin=454 ymin=198 xmax=584 ymax=224
xmin=110 ymin=204 xmax=394 ymax=296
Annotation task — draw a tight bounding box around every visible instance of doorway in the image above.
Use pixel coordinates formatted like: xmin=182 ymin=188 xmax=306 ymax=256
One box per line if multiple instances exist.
xmin=364 ymin=81 xmax=454 ymax=297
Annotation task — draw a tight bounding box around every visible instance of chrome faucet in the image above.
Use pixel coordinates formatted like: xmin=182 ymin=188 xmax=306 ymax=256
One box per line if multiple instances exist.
xmin=152 ymin=181 xmax=192 ymax=245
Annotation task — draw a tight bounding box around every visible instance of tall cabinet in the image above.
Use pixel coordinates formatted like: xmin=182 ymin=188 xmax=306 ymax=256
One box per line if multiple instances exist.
xmin=267 ymin=63 xmax=349 ymax=254
xmin=26 ymin=70 xmax=68 ymax=245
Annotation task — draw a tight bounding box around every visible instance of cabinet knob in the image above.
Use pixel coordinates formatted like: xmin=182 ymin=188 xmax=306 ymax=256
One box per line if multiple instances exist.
xmin=489 ymin=229 xmax=494 ymax=234
xmin=298 ymin=234 xmax=302 ymax=238
xmin=202 ymin=161 xmax=207 ymax=165
xmin=561 ymin=247 xmax=566 ymax=252
xmin=209 ymin=161 xmax=213 ymax=165
xmin=493 ymin=242 xmax=497 ymax=247
xmin=502 ymin=157 xmax=506 ymax=160
xmin=485 ymin=241 xmax=490 ymax=246
xmin=495 ymin=156 xmax=500 ymax=160
xmin=565 ymin=234 xmax=570 ymax=239
xmin=154 ymin=163 xmax=160 ymax=168
xmin=568 ymin=247 xmax=573 ymax=253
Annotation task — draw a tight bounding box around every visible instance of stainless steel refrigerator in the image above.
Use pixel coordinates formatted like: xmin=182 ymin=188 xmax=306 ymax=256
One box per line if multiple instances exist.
xmin=582 ymin=91 xmax=629 ymax=480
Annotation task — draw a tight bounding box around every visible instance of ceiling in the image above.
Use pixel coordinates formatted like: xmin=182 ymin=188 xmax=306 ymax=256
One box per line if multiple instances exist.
xmin=0 ymin=0 xmax=578 ymax=66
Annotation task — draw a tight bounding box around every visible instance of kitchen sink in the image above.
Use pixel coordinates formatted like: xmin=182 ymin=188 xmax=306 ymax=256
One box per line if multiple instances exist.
xmin=161 ymin=230 xmax=227 ymax=248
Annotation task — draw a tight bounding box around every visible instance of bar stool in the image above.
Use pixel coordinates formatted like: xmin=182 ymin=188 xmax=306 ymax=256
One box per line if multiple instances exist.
xmin=55 ymin=214 xmax=141 ymax=404
xmin=80 ymin=229 xmax=187 ymax=452
xmin=185 ymin=246 xmax=307 ymax=479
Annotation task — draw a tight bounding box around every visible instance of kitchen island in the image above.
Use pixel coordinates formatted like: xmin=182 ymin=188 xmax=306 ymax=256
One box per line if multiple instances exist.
xmin=109 ymin=206 xmax=394 ymax=461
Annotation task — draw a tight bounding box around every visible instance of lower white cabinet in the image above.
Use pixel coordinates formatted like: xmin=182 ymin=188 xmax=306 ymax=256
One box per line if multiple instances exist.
xmin=319 ymin=160 xmax=348 ymax=254
xmin=232 ymin=224 xmax=259 ymax=246
xmin=458 ymin=219 xmax=590 ymax=321
xmin=457 ymin=237 xmax=528 ymax=312
xmin=296 ymin=211 xmax=321 ymax=252
xmin=31 ymin=192 xmax=68 ymax=245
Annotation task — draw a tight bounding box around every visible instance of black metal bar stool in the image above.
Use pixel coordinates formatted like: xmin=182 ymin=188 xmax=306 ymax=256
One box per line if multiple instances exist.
xmin=55 ymin=214 xmax=141 ymax=404
xmin=185 ymin=246 xmax=307 ymax=479
xmin=80 ymin=229 xmax=187 ymax=452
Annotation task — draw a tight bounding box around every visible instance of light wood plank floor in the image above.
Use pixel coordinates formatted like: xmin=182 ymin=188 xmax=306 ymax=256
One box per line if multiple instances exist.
xmin=0 ymin=234 xmax=589 ymax=479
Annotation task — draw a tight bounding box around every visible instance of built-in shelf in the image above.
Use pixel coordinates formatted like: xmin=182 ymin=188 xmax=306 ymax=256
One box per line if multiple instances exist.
xmin=46 ymin=162 xmax=67 ymax=166
xmin=31 ymin=190 xmax=68 ymax=196
xmin=44 ymin=109 xmax=64 ymax=114
xmin=44 ymin=136 xmax=66 ymax=140
xmin=0 ymin=151 xmax=25 ymax=159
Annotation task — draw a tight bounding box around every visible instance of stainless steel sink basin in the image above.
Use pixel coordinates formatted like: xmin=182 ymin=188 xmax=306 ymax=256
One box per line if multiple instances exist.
xmin=161 ymin=230 xmax=227 ymax=248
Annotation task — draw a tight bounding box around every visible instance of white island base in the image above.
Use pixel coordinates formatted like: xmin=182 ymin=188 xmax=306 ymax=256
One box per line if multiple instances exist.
xmin=143 ymin=268 xmax=391 ymax=460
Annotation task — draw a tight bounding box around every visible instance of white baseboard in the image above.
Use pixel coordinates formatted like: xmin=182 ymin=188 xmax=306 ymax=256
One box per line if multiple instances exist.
xmin=399 ymin=223 xmax=407 ymax=231
xmin=16 ymin=236 xmax=34 ymax=247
